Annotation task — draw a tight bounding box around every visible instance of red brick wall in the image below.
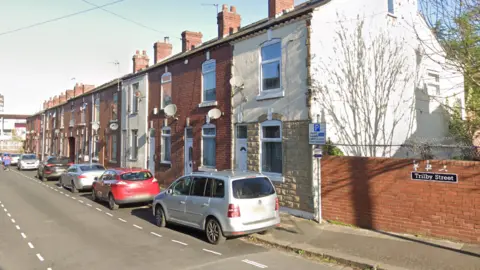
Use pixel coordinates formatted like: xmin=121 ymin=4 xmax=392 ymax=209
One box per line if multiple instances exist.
xmin=322 ymin=156 xmax=480 ymax=243
xmin=148 ymin=44 xmax=233 ymax=187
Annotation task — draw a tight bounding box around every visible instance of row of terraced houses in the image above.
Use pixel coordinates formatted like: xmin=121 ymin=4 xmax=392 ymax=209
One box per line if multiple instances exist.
xmin=25 ymin=0 xmax=464 ymax=219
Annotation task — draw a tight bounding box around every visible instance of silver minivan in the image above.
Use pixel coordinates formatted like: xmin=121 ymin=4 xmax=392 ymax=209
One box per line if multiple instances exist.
xmin=152 ymin=170 xmax=280 ymax=245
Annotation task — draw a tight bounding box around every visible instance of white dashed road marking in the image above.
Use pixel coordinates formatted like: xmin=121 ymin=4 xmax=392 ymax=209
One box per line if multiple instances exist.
xmin=78 ymin=200 xmax=84 ymax=203
xmin=105 ymin=212 xmax=113 ymax=217
xmin=36 ymin=253 xmax=44 ymax=262
xmin=15 ymin=225 xmax=20 ymax=230
xmin=171 ymin=240 xmax=188 ymax=246
xmin=150 ymin=232 xmax=162 ymax=238
xmin=21 ymin=232 xmax=26 ymax=239
xmin=65 ymin=194 xmax=70 ymax=197
xmin=4 ymin=208 xmax=7 ymax=212
xmin=242 ymin=259 xmax=268 ymax=268
xmin=118 ymin=218 xmax=127 ymax=223
xmin=202 ymin=249 xmax=222 ymax=256
xmin=133 ymin=224 xmax=143 ymax=230
xmin=60 ymin=191 xmax=64 ymax=194
xmin=95 ymin=208 xmax=102 ymax=212
xmin=11 ymin=218 xmax=15 ymax=223
xmin=28 ymin=242 xmax=34 ymax=249
xmin=86 ymin=204 xmax=92 ymax=207
xmin=7 ymin=213 xmax=11 ymax=217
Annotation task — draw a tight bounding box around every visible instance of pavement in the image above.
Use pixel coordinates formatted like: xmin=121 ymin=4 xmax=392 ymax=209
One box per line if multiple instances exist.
xmin=250 ymin=213 xmax=480 ymax=270
xmin=0 ymin=169 xmax=344 ymax=270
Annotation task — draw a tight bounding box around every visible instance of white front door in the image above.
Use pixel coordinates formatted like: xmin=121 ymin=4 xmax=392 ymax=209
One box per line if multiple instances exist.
xmin=235 ymin=125 xmax=248 ymax=171
xmin=184 ymin=128 xmax=193 ymax=174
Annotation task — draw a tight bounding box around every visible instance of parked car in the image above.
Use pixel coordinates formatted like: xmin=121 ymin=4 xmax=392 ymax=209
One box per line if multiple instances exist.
xmin=10 ymin=154 xmax=20 ymax=165
xmin=59 ymin=163 xmax=106 ymax=193
xmin=17 ymin=154 xmax=40 ymax=170
xmin=92 ymin=168 xmax=160 ymax=210
xmin=152 ymin=170 xmax=280 ymax=245
xmin=36 ymin=156 xmax=71 ymax=182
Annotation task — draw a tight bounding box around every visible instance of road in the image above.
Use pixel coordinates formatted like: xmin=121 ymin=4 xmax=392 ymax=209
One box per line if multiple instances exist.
xmin=0 ymin=168 xmax=341 ymax=270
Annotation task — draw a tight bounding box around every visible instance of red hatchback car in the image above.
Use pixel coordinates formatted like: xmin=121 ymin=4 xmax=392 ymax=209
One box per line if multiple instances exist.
xmin=91 ymin=168 xmax=160 ymax=210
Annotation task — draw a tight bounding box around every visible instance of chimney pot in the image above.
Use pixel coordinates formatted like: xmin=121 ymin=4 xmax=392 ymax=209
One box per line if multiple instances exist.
xmin=164 ymin=36 xmax=169 ymax=43
xmin=217 ymin=4 xmax=241 ymax=38
xmin=222 ymin=4 xmax=228 ymax=11
xmin=268 ymin=0 xmax=294 ymax=19
xmin=135 ymin=50 xmax=140 ymax=54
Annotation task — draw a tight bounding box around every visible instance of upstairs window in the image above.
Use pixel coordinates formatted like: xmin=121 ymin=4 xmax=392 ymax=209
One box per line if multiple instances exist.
xmin=427 ymin=71 xmax=440 ymax=96
xmin=132 ymin=83 xmax=139 ymax=113
xmin=94 ymin=96 xmax=100 ymax=122
xmin=161 ymin=73 xmax=172 ymax=109
xmin=112 ymin=93 xmax=118 ymax=120
xmin=261 ymin=40 xmax=281 ymax=92
xmin=202 ymin=60 xmax=216 ymax=102
xmin=388 ymin=0 xmax=394 ymax=14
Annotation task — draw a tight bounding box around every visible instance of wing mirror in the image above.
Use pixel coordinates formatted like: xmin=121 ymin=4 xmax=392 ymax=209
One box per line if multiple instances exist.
xmin=94 ymin=177 xmax=99 ymax=181
xmin=166 ymin=189 xmax=173 ymax=195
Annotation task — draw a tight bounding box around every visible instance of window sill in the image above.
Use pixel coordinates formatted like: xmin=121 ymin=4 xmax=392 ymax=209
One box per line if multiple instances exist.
xmin=108 ymin=160 xmax=117 ymax=164
xmin=109 ymin=119 xmax=118 ymax=123
xmin=198 ymin=101 xmax=218 ymax=108
xmin=198 ymin=166 xmax=217 ymax=172
xmin=263 ymin=172 xmax=284 ymax=182
xmin=129 ymin=159 xmax=138 ymax=162
xmin=256 ymin=89 xmax=285 ymax=101
xmin=160 ymin=161 xmax=171 ymax=166
xmin=387 ymin=13 xmax=397 ymax=18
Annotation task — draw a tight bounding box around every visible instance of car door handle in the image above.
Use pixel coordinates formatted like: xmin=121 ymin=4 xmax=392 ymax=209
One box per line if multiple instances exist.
xmin=202 ymin=203 xmax=209 ymax=207
xmin=180 ymin=201 xmax=186 ymax=204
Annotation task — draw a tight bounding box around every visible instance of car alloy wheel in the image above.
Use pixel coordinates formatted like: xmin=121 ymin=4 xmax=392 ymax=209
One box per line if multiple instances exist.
xmin=108 ymin=194 xmax=119 ymax=210
xmin=205 ymin=218 xmax=226 ymax=245
xmin=91 ymin=189 xmax=97 ymax=201
xmin=155 ymin=206 xmax=166 ymax=227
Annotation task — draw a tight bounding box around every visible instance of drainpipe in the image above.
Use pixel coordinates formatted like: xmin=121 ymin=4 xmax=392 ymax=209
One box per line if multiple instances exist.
xmin=90 ymin=94 xmax=94 ymax=165
xmin=41 ymin=113 xmax=46 ymax=161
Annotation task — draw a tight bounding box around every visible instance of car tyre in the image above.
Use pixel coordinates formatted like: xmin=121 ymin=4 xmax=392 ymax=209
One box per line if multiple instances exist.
xmin=37 ymin=171 xmax=42 ymax=180
xmin=155 ymin=205 xmax=166 ymax=227
xmin=71 ymin=181 xmax=78 ymax=193
xmin=205 ymin=217 xmax=226 ymax=245
xmin=108 ymin=194 xmax=119 ymax=210
xmin=91 ymin=189 xmax=98 ymax=201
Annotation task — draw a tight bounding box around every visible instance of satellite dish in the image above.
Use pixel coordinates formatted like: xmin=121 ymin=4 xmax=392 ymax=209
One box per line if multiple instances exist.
xmin=92 ymin=122 xmax=100 ymax=131
xmin=208 ymin=108 xmax=222 ymax=120
xmin=135 ymin=91 xmax=142 ymax=98
xmin=164 ymin=104 xmax=177 ymax=117
xmin=109 ymin=122 xmax=119 ymax=131
xmin=229 ymin=76 xmax=244 ymax=88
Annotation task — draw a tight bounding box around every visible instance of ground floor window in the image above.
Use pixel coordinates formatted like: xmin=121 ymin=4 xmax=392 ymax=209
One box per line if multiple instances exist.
xmin=161 ymin=127 xmax=171 ymax=163
xmin=260 ymin=120 xmax=283 ymax=175
xmin=110 ymin=134 xmax=117 ymax=162
xmin=202 ymin=124 xmax=216 ymax=168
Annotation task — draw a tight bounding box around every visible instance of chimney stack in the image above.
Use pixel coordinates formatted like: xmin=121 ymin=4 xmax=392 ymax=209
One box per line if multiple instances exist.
xmin=154 ymin=37 xmax=173 ymax=64
xmin=181 ymin=31 xmax=203 ymax=52
xmin=59 ymin=93 xmax=67 ymax=104
xmin=268 ymin=0 xmax=294 ymax=19
xmin=132 ymin=50 xmax=150 ymax=73
xmin=217 ymin=4 xmax=241 ymax=38
xmin=66 ymin=90 xmax=74 ymax=100
xmin=74 ymin=83 xmax=84 ymax=97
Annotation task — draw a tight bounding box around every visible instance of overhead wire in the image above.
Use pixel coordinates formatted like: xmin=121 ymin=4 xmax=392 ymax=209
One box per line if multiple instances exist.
xmin=0 ymin=0 xmax=127 ymax=37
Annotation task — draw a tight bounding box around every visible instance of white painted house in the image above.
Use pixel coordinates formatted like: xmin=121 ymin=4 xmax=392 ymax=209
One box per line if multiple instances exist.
xmin=230 ymin=0 xmax=464 ymax=219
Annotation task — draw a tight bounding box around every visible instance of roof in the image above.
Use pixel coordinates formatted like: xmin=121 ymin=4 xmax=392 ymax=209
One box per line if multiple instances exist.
xmin=190 ymin=170 xmax=266 ymax=180
xmin=123 ymin=0 xmax=330 ymax=79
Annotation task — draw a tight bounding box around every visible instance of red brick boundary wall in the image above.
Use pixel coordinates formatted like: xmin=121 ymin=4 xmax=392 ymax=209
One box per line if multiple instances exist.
xmin=321 ymin=156 xmax=480 ymax=243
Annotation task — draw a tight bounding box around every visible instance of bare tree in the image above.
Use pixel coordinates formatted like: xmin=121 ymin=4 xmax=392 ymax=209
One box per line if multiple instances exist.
xmin=311 ymin=18 xmax=414 ymax=157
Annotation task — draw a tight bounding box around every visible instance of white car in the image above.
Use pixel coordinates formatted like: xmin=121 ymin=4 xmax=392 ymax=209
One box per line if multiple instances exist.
xmin=11 ymin=154 xmax=20 ymax=165
xmin=17 ymin=154 xmax=40 ymax=170
xmin=152 ymin=170 xmax=280 ymax=245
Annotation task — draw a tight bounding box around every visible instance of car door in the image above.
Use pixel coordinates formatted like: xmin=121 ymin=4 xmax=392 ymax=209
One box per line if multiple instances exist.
xmin=164 ymin=176 xmax=192 ymax=223
xmin=68 ymin=166 xmax=81 ymax=187
xmin=61 ymin=166 xmax=75 ymax=186
xmin=95 ymin=170 xmax=110 ymax=200
xmin=103 ymin=171 xmax=117 ymax=199
xmin=184 ymin=176 xmax=211 ymax=228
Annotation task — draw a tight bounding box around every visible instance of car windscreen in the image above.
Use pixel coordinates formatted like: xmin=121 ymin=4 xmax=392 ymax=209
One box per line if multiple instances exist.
xmin=22 ymin=155 xmax=36 ymax=160
xmin=80 ymin=165 xmax=105 ymax=171
xmin=120 ymin=171 xmax=153 ymax=181
xmin=11 ymin=154 xmax=20 ymax=157
xmin=232 ymin=177 xmax=275 ymax=199
xmin=47 ymin=157 xmax=70 ymax=164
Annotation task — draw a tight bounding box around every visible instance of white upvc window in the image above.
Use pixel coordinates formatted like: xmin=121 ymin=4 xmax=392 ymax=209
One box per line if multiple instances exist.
xmin=201 ymin=124 xmax=216 ymax=168
xmin=130 ymin=129 xmax=138 ymax=160
xmin=161 ymin=127 xmax=171 ymax=164
xmin=60 ymin=108 xmax=64 ymax=128
xmin=260 ymin=39 xmax=281 ymax=92
xmin=426 ymin=71 xmax=440 ymax=96
xmin=131 ymin=83 xmax=139 ymax=113
xmin=388 ymin=0 xmax=395 ymax=14
xmin=202 ymin=59 xmax=216 ymax=102
xmin=94 ymin=96 xmax=100 ymax=122
xmin=260 ymin=120 xmax=283 ymax=181
xmin=161 ymin=73 xmax=172 ymax=109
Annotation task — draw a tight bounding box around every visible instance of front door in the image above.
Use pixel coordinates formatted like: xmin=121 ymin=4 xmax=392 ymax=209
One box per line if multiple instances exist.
xmin=68 ymin=137 xmax=75 ymax=163
xmin=148 ymin=134 xmax=155 ymax=175
xmin=184 ymin=128 xmax=193 ymax=174
xmin=235 ymin=125 xmax=248 ymax=171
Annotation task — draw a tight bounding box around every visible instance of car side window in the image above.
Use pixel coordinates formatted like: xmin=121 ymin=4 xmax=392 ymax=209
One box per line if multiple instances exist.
xmin=212 ymin=179 xmax=225 ymax=198
xmin=68 ymin=167 xmax=77 ymax=173
xmin=100 ymin=171 xmax=110 ymax=181
xmin=190 ymin=177 xmax=208 ymax=197
xmin=172 ymin=177 xmax=192 ymax=196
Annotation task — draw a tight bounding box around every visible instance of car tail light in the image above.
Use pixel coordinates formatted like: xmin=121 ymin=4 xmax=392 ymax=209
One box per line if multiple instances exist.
xmin=78 ymin=175 xmax=87 ymax=179
xmin=46 ymin=164 xmax=54 ymax=167
xmin=275 ymin=197 xmax=279 ymax=211
xmin=227 ymin=204 xmax=241 ymax=218
xmin=152 ymin=178 xmax=158 ymax=183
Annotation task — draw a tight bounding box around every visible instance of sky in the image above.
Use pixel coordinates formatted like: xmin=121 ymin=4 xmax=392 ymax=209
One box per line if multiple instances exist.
xmin=0 ymin=0 xmax=306 ymax=115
